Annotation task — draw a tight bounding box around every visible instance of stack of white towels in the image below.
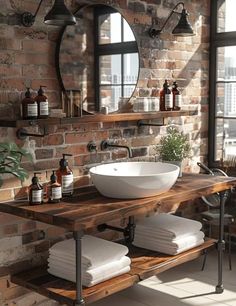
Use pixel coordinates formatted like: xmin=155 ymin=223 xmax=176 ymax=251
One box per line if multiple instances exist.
xmin=48 ymin=235 xmax=131 ymax=287
xmin=133 ymin=213 xmax=205 ymax=255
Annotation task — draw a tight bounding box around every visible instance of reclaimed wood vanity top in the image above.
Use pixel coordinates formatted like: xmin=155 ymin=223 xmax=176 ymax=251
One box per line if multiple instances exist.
xmin=0 ymin=173 xmax=235 ymax=231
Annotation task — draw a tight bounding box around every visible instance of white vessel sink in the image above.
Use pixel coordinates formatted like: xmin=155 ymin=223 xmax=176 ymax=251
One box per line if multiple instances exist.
xmin=89 ymin=162 xmax=179 ymax=199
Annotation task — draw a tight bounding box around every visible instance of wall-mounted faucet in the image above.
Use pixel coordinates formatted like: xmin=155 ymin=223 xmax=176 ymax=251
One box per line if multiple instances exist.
xmin=101 ymin=140 xmax=132 ymax=158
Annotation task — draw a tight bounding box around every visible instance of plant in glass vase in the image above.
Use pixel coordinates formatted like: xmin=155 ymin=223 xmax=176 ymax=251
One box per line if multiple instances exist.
xmin=0 ymin=142 xmax=32 ymax=187
xmin=156 ymin=126 xmax=191 ymax=177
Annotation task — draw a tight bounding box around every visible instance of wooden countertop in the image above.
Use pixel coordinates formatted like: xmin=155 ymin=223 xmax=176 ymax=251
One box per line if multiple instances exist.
xmin=0 ymin=173 xmax=235 ymax=231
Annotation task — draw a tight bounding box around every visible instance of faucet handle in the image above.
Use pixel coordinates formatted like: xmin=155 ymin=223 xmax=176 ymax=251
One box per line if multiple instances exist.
xmin=87 ymin=141 xmax=97 ymax=153
xmin=101 ymin=140 xmax=109 ymax=151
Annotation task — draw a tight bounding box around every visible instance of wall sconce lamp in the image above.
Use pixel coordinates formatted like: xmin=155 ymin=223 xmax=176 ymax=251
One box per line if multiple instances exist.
xmin=149 ymin=2 xmax=194 ymax=38
xmin=21 ymin=0 xmax=77 ymax=27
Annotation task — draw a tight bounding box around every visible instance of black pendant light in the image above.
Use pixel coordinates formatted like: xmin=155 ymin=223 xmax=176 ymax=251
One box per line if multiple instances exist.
xmin=172 ymin=8 xmax=194 ymax=36
xmin=44 ymin=0 xmax=77 ymax=26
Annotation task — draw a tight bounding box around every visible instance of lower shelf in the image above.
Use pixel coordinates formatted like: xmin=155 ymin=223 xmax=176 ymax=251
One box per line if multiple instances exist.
xmin=11 ymin=239 xmax=215 ymax=305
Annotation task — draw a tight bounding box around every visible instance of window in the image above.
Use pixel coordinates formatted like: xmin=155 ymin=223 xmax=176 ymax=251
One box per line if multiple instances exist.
xmin=94 ymin=6 xmax=139 ymax=112
xmin=209 ymin=0 xmax=236 ymax=166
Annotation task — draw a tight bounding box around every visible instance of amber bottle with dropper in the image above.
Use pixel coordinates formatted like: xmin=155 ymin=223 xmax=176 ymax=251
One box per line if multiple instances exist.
xmin=29 ymin=172 xmax=43 ymax=205
xmin=56 ymin=154 xmax=74 ymax=197
xmin=48 ymin=171 xmax=62 ymax=203
xmin=21 ymin=88 xmax=38 ymax=119
xmin=35 ymin=85 xmax=49 ymax=119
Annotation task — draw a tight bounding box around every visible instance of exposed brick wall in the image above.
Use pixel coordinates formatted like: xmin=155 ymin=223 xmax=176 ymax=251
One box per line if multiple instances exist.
xmin=0 ymin=0 xmax=210 ymax=304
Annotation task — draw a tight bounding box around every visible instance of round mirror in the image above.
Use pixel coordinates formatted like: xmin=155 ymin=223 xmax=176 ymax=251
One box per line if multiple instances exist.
xmin=57 ymin=4 xmax=140 ymax=114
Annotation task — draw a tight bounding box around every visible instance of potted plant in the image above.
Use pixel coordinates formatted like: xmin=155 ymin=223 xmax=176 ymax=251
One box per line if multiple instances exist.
xmin=156 ymin=126 xmax=191 ymax=177
xmin=0 ymin=142 xmax=32 ymax=187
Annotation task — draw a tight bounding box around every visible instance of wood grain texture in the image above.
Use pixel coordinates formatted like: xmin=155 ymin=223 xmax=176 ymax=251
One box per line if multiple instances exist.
xmin=0 ymin=110 xmax=192 ymax=127
xmin=0 ymin=174 xmax=235 ymax=231
xmin=11 ymin=239 xmax=215 ymax=305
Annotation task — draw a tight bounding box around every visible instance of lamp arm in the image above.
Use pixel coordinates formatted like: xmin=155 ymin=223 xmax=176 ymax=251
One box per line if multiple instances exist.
xmin=33 ymin=0 xmax=44 ymax=18
xmin=158 ymin=1 xmax=185 ymax=34
xmin=21 ymin=0 xmax=44 ymax=27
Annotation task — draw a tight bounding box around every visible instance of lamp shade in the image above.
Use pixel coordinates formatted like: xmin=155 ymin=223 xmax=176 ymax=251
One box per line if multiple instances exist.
xmin=172 ymin=8 xmax=194 ymax=36
xmin=44 ymin=0 xmax=76 ymax=26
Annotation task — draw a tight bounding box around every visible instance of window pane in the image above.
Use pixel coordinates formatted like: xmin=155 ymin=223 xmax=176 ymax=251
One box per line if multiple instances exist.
xmin=217 ymin=46 xmax=236 ymax=81
xmin=123 ymin=53 xmax=139 ymax=84
xmin=100 ymin=86 xmax=121 ymax=112
xmin=217 ymin=0 xmax=236 ymax=32
xmin=123 ymin=18 xmax=135 ymax=42
xmin=215 ymin=118 xmax=224 ymax=161
xmin=99 ymin=12 xmax=121 ymax=44
xmin=99 ymin=55 xmax=121 ymax=85
xmin=123 ymin=85 xmax=135 ymax=98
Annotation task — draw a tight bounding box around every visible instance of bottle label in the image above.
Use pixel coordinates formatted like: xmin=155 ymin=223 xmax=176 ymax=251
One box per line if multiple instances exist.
xmin=32 ymin=190 xmax=43 ymax=203
xmin=165 ymin=94 xmax=173 ymax=108
xmin=175 ymin=95 xmax=182 ymax=107
xmin=62 ymin=174 xmax=74 ymax=194
xmin=51 ymin=186 xmax=62 ymax=200
xmin=27 ymin=104 xmax=38 ymax=117
xmin=39 ymin=100 xmax=49 ymax=116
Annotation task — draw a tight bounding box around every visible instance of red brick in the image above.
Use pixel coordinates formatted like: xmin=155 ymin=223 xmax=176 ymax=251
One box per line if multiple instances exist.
xmin=65 ymin=132 xmax=93 ymax=144
xmin=22 ymin=40 xmax=55 ymax=54
xmin=43 ymin=134 xmax=64 ymax=146
xmin=3 ymin=224 xmax=18 ymax=235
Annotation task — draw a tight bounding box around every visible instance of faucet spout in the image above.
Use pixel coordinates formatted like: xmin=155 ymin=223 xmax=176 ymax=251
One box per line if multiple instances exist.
xmin=101 ymin=140 xmax=132 ymax=158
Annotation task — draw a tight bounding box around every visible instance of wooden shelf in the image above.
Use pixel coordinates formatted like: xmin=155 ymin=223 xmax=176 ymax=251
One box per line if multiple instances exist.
xmin=11 ymin=239 xmax=215 ymax=306
xmin=0 ymin=174 xmax=235 ymax=232
xmin=0 ymin=110 xmax=195 ymax=128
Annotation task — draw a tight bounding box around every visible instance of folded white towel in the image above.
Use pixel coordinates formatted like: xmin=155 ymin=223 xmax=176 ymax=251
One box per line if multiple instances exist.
xmin=48 ymin=255 xmax=131 ymax=281
xmin=48 ymin=265 xmax=130 ymax=287
xmin=134 ymin=231 xmax=205 ymax=249
xmin=135 ymin=214 xmax=202 ymax=239
xmin=135 ymin=228 xmax=202 ymax=242
xmin=49 ymin=235 xmax=128 ymax=269
xmin=133 ymin=238 xmax=204 ymax=255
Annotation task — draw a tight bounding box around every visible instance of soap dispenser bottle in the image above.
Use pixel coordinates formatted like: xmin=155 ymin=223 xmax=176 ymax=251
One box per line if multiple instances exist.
xmin=160 ymin=80 xmax=173 ymax=111
xmin=35 ymin=85 xmax=49 ymax=119
xmin=172 ymin=81 xmax=181 ymax=111
xmin=21 ymin=88 xmax=38 ymax=119
xmin=48 ymin=171 xmax=62 ymax=203
xmin=56 ymin=154 xmax=74 ymax=197
xmin=29 ymin=172 xmax=43 ymax=205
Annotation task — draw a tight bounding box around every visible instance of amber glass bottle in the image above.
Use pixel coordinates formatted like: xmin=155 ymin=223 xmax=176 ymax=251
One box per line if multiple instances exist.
xmin=35 ymin=86 xmax=49 ymax=119
xmin=48 ymin=171 xmax=62 ymax=203
xmin=172 ymin=81 xmax=181 ymax=111
xmin=56 ymin=154 xmax=74 ymax=197
xmin=21 ymin=88 xmax=38 ymax=119
xmin=29 ymin=172 xmax=43 ymax=205
xmin=160 ymin=80 xmax=173 ymax=111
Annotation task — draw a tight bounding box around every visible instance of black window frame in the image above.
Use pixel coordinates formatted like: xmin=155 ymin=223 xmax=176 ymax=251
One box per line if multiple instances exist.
xmin=209 ymin=0 xmax=236 ymax=167
xmin=94 ymin=6 xmax=139 ymax=111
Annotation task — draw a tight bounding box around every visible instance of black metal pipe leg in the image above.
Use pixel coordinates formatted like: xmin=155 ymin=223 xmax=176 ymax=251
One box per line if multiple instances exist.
xmin=73 ymin=231 xmax=85 ymax=305
xmin=215 ymin=190 xmax=228 ymax=294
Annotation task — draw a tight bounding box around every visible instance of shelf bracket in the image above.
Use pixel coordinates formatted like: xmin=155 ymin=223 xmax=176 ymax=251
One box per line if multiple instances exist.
xmin=16 ymin=127 xmax=48 ymax=140
xmin=97 ymin=216 xmax=136 ymax=243
xmin=137 ymin=119 xmax=165 ymax=127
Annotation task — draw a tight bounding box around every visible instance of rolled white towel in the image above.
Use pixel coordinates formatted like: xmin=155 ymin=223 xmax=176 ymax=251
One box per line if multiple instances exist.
xmin=49 ymin=235 xmax=128 ymax=269
xmin=48 ymin=264 xmax=131 ymax=287
xmin=135 ymin=214 xmax=202 ymax=239
xmin=48 ymin=255 xmax=131 ymax=281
